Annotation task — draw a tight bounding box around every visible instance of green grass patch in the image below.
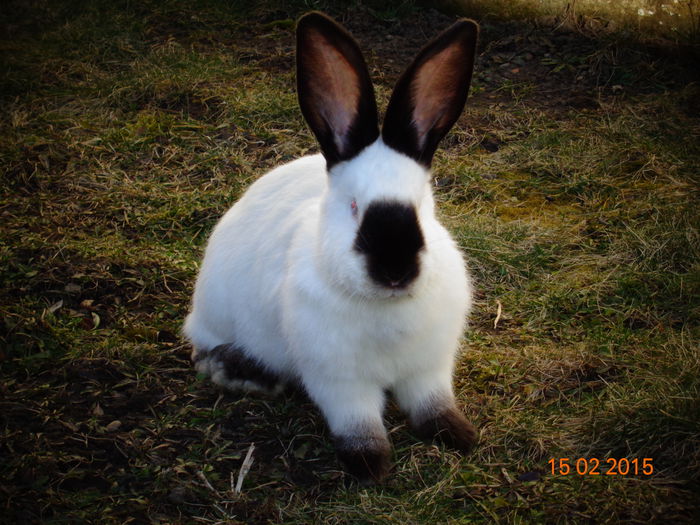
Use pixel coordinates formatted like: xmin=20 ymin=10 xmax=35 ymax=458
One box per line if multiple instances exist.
xmin=1 ymin=1 xmax=699 ymax=523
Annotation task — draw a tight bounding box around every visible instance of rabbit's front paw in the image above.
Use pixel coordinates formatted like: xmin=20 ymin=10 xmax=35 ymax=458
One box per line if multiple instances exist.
xmin=334 ymin=434 xmax=391 ymax=484
xmin=414 ymin=407 xmax=478 ymax=454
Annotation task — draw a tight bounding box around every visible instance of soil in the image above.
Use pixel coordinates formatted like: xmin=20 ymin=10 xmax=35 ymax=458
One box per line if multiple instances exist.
xmin=1 ymin=3 xmax=698 ymax=523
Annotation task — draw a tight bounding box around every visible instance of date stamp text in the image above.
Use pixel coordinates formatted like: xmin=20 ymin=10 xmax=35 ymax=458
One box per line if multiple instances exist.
xmin=548 ymin=457 xmax=654 ymax=476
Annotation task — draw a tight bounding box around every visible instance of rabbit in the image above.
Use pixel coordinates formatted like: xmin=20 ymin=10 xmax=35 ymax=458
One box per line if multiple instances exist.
xmin=183 ymin=11 xmax=479 ymax=483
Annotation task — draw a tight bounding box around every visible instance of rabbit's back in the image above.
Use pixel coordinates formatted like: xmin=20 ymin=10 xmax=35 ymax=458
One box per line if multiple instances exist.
xmin=183 ymin=154 xmax=327 ymax=371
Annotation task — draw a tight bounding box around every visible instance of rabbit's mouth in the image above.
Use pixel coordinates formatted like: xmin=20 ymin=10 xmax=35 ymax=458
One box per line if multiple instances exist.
xmin=373 ymin=286 xmax=413 ymax=300
xmin=386 ymin=287 xmax=414 ymax=299
xmin=370 ymin=272 xmax=420 ymax=299
xmin=376 ymin=268 xmax=419 ymax=292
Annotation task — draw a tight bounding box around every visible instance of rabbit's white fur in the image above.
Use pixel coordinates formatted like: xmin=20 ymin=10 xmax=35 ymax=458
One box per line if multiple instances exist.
xmin=184 ymin=139 xmax=471 ymax=436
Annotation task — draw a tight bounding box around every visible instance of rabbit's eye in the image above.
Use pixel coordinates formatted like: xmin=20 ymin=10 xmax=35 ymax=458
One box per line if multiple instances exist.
xmin=351 ymin=199 xmax=358 ymax=218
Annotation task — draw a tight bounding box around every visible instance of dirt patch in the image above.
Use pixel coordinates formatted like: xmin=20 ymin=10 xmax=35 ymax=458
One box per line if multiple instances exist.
xmin=2 ymin=1 xmax=699 ymax=523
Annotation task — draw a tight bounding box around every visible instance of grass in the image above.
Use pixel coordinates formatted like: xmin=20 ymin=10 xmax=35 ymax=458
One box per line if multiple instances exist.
xmin=2 ymin=0 xmax=699 ymax=523
xmin=438 ymin=0 xmax=700 ymax=48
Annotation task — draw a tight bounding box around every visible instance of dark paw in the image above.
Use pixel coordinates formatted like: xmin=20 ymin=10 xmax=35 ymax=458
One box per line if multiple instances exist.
xmin=334 ymin=435 xmax=391 ymax=484
xmin=195 ymin=344 xmax=282 ymax=393
xmin=414 ymin=407 xmax=478 ymax=453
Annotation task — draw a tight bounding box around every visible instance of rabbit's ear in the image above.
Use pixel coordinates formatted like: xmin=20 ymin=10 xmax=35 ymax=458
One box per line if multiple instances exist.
xmin=382 ymin=20 xmax=478 ymax=167
xmin=297 ymin=12 xmax=379 ymax=168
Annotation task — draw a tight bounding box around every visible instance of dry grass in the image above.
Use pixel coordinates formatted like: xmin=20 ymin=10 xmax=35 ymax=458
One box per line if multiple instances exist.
xmin=438 ymin=0 xmax=700 ymax=48
xmin=1 ymin=1 xmax=699 ymax=523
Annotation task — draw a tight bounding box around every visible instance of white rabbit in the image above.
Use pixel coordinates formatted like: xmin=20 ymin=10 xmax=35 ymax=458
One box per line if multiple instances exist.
xmin=183 ymin=11 xmax=479 ymax=482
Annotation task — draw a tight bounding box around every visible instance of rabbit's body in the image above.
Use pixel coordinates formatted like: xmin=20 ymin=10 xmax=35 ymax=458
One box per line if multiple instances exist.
xmin=184 ymin=154 xmax=327 ymax=379
xmin=184 ymin=12 xmax=479 ymax=482
xmin=185 ymin=143 xmax=471 ymax=397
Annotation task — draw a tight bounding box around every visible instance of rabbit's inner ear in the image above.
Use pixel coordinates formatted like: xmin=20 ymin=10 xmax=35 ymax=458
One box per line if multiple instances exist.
xmin=297 ymin=13 xmax=379 ymax=169
xmin=382 ymin=20 xmax=478 ymax=168
xmin=411 ymin=45 xmax=466 ymax=151
xmin=303 ymin=38 xmax=361 ymax=150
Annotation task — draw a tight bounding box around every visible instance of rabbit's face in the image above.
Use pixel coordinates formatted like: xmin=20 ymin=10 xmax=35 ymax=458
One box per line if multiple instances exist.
xmin=297 ymin=12 xmax=477 ymax=302
xmin=321 ymin=141 xmax=432 ymax=299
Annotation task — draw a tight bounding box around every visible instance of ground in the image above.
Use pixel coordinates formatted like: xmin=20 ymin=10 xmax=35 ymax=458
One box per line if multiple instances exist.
xmin=1 ymin=1 xmax=699 ymax=523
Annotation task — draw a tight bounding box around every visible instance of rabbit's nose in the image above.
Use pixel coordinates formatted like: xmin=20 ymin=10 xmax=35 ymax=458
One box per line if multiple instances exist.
xmin=385 ymin=271 xmax=415 ymax=289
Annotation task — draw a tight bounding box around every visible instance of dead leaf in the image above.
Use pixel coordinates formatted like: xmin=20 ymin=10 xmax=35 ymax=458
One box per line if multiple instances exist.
xmin=105 ymin=420 xmax=122 ymax=432
xmin=47 ymin=300 xmax=63 ymax=314
xmin=517 ymin=471 xmax=542 ymax=482
xmin=61 ymin=420 xmax=80 ymax=432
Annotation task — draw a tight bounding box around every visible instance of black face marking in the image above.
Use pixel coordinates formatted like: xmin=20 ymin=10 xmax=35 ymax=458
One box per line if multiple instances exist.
xmin=354 ymin=201 xmax=425 ymax=289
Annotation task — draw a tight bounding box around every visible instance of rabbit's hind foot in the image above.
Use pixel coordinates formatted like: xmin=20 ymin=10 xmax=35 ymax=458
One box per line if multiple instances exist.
xmin=192 ymin=343 xmax=284 ymax=395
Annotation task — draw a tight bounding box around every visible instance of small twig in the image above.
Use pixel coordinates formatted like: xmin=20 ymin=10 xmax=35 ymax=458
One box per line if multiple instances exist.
xmin=234 ymin=442 xmax=255 ymax=494
xmin=494 ymin=300 xmax=503 ymax=330
xmin=197 ymin=470 xmax=218 ymax=495
xmin=213 ymin=393 xmax=225 ymax=412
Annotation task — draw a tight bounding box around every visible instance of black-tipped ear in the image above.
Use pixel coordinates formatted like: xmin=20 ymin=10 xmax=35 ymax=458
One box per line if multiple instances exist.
xmin=382 ymin=19 xmax=478 ymax=167
xmin=296 ymin=12 xmax=379 ymax=169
